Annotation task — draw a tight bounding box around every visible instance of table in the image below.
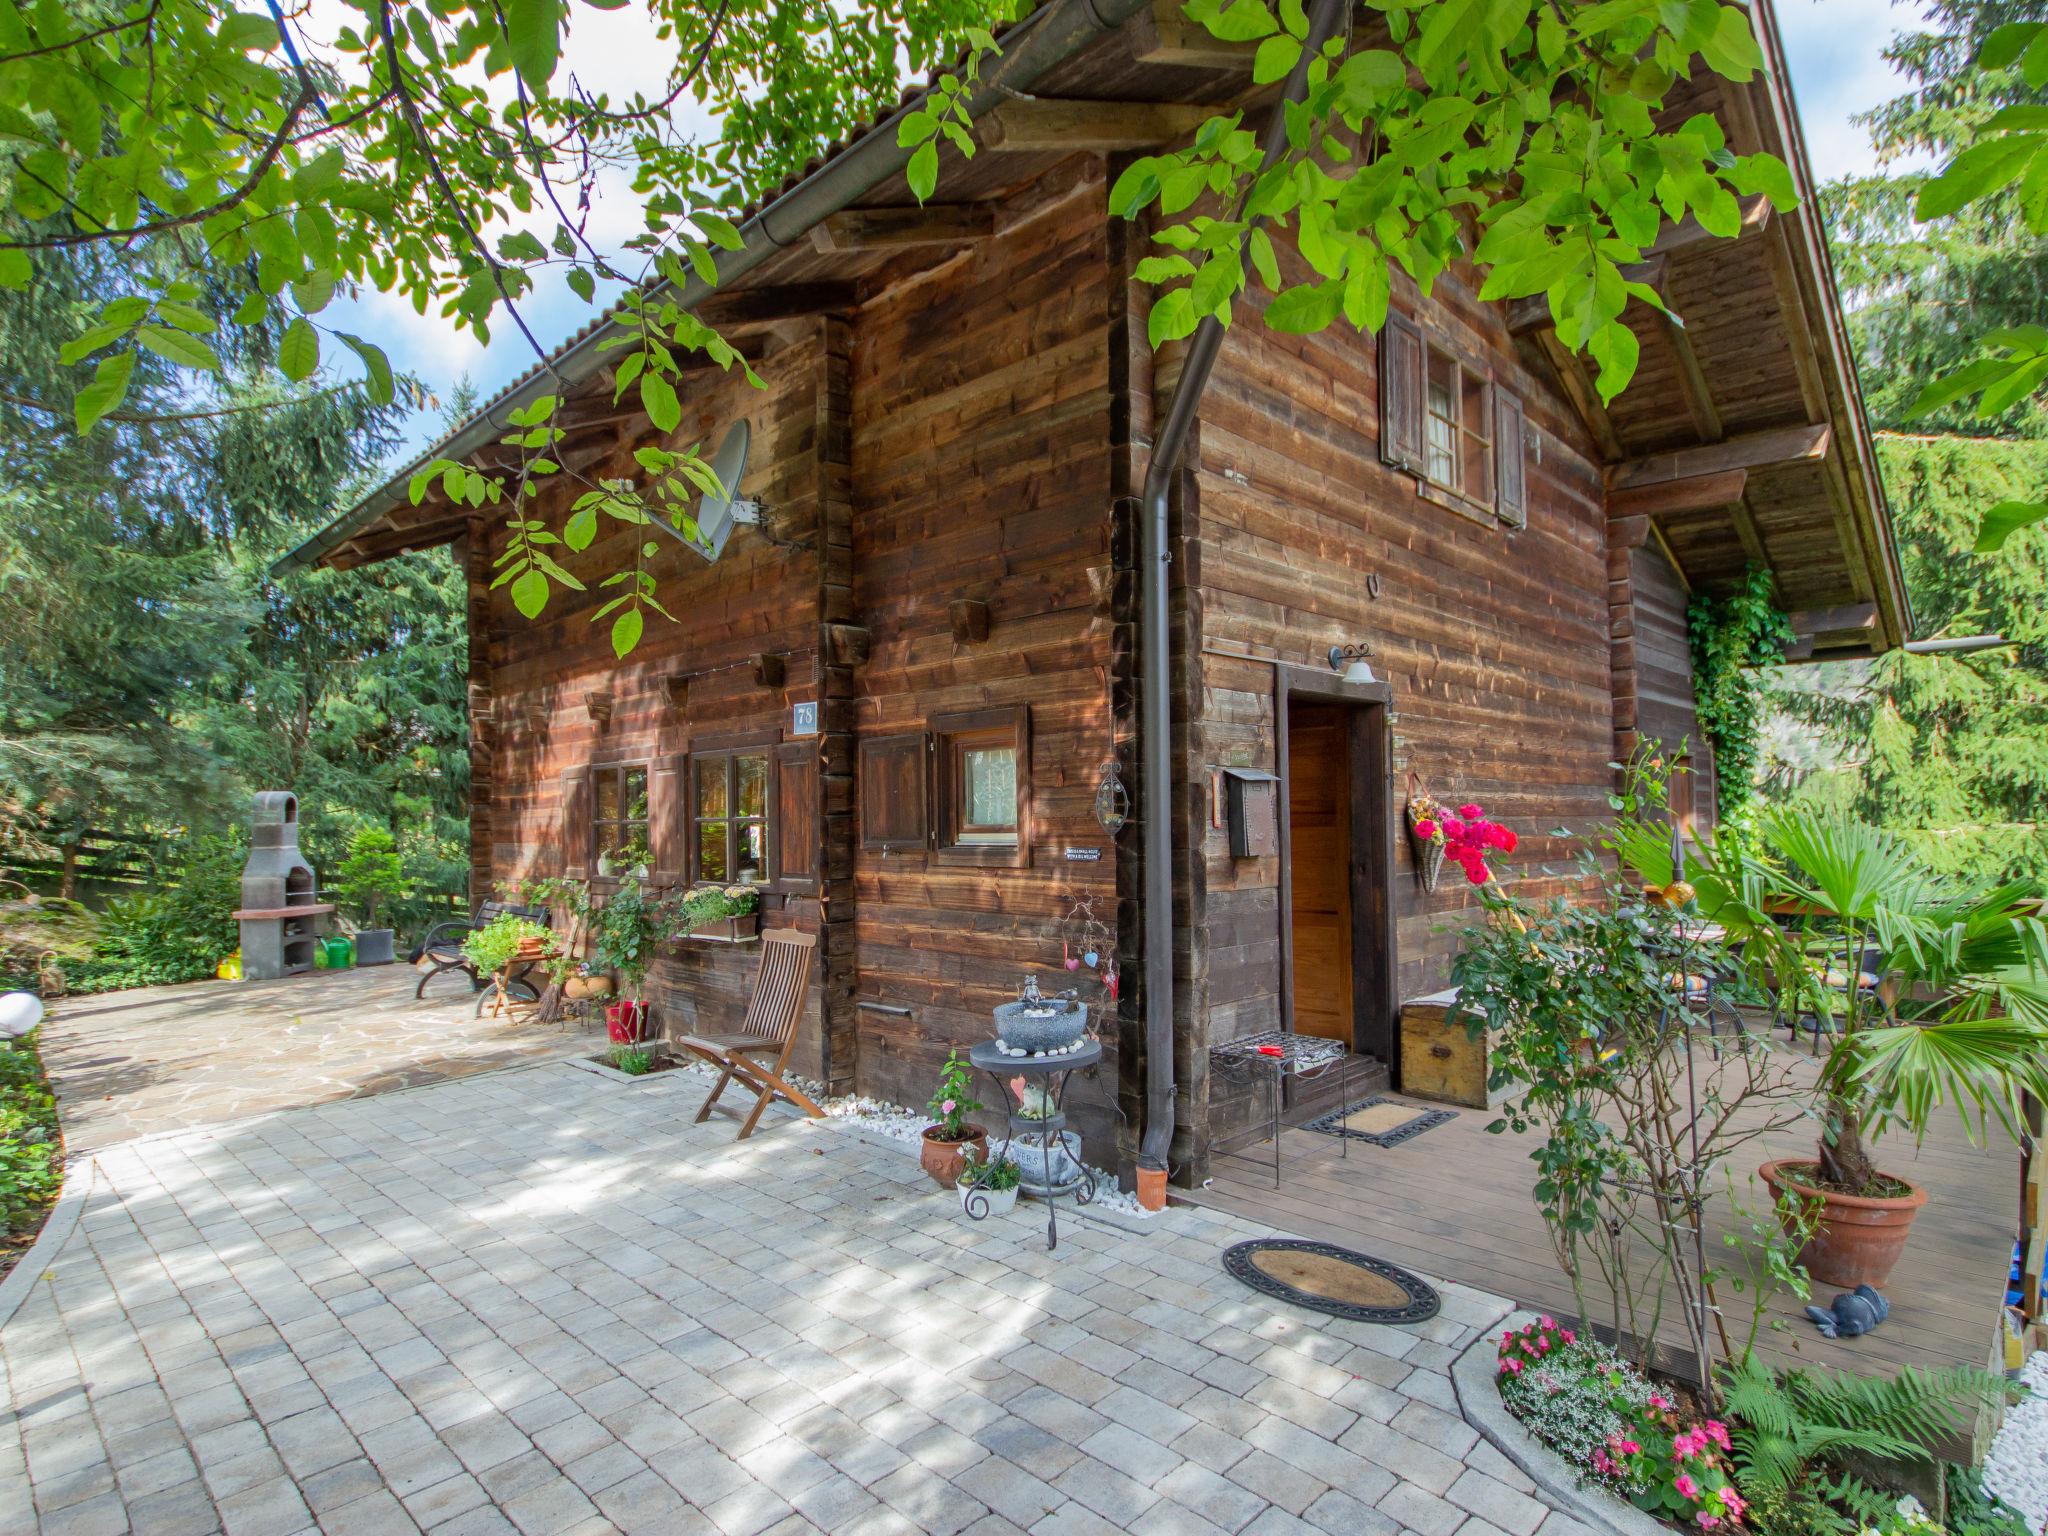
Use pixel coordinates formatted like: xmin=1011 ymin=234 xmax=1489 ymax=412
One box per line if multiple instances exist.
xmin=1207 ymin=1030 xmax=1361 ymax=1189
xmin=966 ymin=1039 xmax=1102 ymax=1251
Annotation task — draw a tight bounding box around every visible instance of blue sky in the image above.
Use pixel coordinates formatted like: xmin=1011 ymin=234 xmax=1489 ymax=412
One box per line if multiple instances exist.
xmin=334 ymin=0 xmax=1934 ymax=466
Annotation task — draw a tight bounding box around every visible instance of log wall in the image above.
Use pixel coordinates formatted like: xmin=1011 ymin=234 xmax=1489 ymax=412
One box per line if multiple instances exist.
xmin=472 ymin=327 xmax=837 ymax=1079
xmin=846 ymin=168 xmax=1124 ymax=1158
xmin=1171 ymin=269 xmax=1616 ymax=1175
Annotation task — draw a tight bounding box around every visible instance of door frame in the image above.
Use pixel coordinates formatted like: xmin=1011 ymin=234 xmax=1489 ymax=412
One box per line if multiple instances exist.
xmin=1275 ymin=664 xmax=1398 ymax=1064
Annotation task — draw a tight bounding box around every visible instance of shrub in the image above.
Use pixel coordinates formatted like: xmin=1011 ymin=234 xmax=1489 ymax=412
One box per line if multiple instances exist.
xmin=64 ymin=834 xmax=244 ymax=993
xmin=607 ymin=1044 xmax=655 ymax=1075
xmin=1496 ymin=1318 xmax=1653 ymax=1487
xmin=461 ymin=913 xmax=552 ymax=977
xmin=331 ymin=827 xmax=408 ymax=929
xmin=0 ymin=1033 xmax=60 ymax=1241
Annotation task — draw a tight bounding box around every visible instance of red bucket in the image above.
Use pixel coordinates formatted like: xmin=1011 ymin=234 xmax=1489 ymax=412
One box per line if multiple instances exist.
xmin=605 ymin=1000 xmax=648 ymax=1043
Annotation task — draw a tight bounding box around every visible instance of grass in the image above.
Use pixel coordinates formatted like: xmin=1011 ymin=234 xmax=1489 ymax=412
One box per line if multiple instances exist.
xmin=607 ymin=1044 xmax=656 ymax=1076
xmin=0 ymin=1030 xmax=62 ymax=1281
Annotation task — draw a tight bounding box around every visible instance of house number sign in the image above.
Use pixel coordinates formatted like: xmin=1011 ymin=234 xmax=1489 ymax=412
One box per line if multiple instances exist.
xmin=791 ymin=701 xmax=818 ymax=736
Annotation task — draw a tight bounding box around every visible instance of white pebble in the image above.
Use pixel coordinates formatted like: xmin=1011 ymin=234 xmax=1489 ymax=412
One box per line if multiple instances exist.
xmin=1984 ymin=1349 xmax=2048 ymax=1530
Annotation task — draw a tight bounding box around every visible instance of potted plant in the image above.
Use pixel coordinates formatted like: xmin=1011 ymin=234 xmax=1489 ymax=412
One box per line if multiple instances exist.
xmin=333 ymin=827 xmax=408 ymax=966
xmin=594 ymin=880 xmax=659 ymax=1041
xmin=919 ymin=1050 xmax=988 ymax=1189
xmin=959 ymin=1149 xmax=1022 ymax=1215
xmin=1628 ymin=807 xmax=2048 ymax=1288
xmin=661 ymin=883 xmax=761 ymax=944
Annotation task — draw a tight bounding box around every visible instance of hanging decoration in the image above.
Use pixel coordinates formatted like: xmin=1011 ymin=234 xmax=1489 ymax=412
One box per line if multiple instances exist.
xmin=1093 ymin=759 xmax=1129 ymax=835
xmin=1405 ymin=773 xmax=1451 ymax=892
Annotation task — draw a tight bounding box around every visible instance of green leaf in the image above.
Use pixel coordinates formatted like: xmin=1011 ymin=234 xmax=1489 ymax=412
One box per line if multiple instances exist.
xmin=1264 ymin=279 xmax=1343 ymax=334
xmin=1975 ymin=500 xmax=2048 ymax=553
xmin=907 ymin=140 xmax=939 ymax=204
xmin=566 ymin=267 xmax=596 ymax=302
xmin=697 ymin=212 xmax=743 ymax=250
xmin=611 ymin=606 xmax=644 ymax=658
xmin=1731 ymin=153 xmax=1798 ymax=212
xmin=1148 ymin=287 xmax=1197 ymax=348
xmin=503 ymin=0 xmax=562 ymax=87
xmin=0 ymin=249 xmax=28 ymax=290
xmin=1588 ymin=321 xmax=1641 ymax=402
xmin=1252 ymin=34 xmax=1300 ymax=85
xmin=640 ymin=372 xmax=681 ymax=435
xmin=137 ymin=324 xmax=222 ymax=372
xmin=155 ymin=302 xmax=216 ymax=335
xmin=1979 ymin=21 xmax=2043 ymax=69
xmin=1917 ymin=136 xmax=2039 ymax=221
xmin=510 ymin=567 xmax=550 ymax=620
xmin=74 ymin=351 xmax=136 ymax=434
xmin=292 ymin=270 xmax=336 ymax=315
xmin=564 ymin=504 xmax=599 ymax=552
xmin=1109 ymin=160 xmax=1161 ymax=218
xmin=1248 ymin=228 xmax=1282 ymax=291
xmin=1698 ymin=5 xmax=1763 ymax=81
xmin=338 ymin=333 xmax=394 ymax=404
xmin=279 ymin=318 xmax=320 ymax=382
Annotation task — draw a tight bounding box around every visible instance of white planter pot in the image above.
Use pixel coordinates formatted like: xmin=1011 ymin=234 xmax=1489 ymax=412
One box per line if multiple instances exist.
xmin=961 ymin=1183 xmax=1019 ymax=1217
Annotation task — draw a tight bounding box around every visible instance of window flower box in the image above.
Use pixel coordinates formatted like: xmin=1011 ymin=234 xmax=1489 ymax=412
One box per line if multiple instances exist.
xmin=661 ymin=884 xmax=762 ymax=945
xmin=682 ymin=911 xmax=760 ymax=944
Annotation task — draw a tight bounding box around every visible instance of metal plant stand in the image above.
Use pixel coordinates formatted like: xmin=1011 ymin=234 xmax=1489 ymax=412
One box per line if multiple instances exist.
xmin=966 ymin=1038 xmax=1101 ymax=1251
xmin=1208 ymin=1030 xmax=1360 ymax=1189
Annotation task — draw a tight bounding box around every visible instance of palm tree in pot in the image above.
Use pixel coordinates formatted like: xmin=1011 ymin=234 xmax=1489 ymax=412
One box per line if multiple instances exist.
xmin=1642 ymin=810 xmax=2048 ymax=1287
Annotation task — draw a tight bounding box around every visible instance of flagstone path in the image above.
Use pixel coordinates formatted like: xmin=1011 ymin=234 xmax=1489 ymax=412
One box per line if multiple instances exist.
xmin=37 ymin=965 xmax=595 ymax=1153
xmin=2 ymin=1048 xmax=1595 ymax=1536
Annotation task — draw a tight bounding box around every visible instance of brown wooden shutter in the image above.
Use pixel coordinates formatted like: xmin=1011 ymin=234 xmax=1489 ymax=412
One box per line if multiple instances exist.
xmin=1379 ymin=311 xmax=1425 ymax=472
xmin=773 ymin=743 xmax=819 ymax=893
xmin=651 ymin=753 xmax=688 ymax=888
xmin=1494 ymin=385 xmax=1528 ymax=527
xmin=560 ymin=765 xmax=593 ymax=880
xmin=859 ymin=733 xmax=927 ymax=852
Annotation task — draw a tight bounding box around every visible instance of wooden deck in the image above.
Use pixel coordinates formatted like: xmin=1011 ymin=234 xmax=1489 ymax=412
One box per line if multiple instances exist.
xmin=1187 ymin=1070 xmax=2018 ymax=1385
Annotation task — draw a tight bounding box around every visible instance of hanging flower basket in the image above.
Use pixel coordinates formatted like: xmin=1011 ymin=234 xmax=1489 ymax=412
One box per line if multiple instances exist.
xmin=1406 ymin=774 xmax=1451 ymax=893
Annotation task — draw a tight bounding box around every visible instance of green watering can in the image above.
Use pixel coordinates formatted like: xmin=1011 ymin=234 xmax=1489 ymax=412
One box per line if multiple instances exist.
xmin=316 ymin=934 xmax=354 ymax=970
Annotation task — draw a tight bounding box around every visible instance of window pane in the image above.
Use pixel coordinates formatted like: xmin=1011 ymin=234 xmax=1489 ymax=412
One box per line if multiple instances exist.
xmin=963 ymin=746 xmax=1016 ymax=832
xmin=594 ymin=770 xmax=619 ymax=826
xmin=736 ymin=820 xmax=767 ymax=884
xmin=1425 ymin=355 xmax=1458 ymax=489
xmin=736 ymin=753 xmax=767 ymax=819
xmin=698 ymin=820 xmax=728 ymax=881
xmin=696 ymin=758 xmax=727 ymax=818
xmin=624 ymin=767 xmax=649 ymax=824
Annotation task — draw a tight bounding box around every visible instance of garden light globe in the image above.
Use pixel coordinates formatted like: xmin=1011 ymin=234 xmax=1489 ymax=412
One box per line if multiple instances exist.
xmin=0 ymin=991 xmax=44 ymax=1039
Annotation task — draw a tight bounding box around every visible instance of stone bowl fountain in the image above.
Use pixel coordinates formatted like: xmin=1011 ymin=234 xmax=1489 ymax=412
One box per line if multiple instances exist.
xmin=990 ymin=975 xmax=1089 ymax=1059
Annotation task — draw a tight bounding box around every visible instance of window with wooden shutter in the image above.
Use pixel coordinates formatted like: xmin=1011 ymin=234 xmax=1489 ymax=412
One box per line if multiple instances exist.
xmin=859 ymin=733 xmax=927 ymax=852
xmin=931 ymin=706 xmax=1031 ymax=868
xmin=691 ymin=748 xmax=772 ymax=887
xmin=1494 ymin=386 xmax=1528 ymax=528
xmin=650 ymin=754 xmax=688 ymax=887
xmin=560 ymin=766 xmax=593 ymax=880
xmin=1379 ymin=311 xmax=1425 ymax=473
xmin=773 ymin=743 xmax=818 ymax=893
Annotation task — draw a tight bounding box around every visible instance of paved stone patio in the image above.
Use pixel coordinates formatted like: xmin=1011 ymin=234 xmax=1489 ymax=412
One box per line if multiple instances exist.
xmin=39 ymin=965 xmax=596 ymax=1152
xmin=1 ymin=1057 xmax=1591 ymax=1536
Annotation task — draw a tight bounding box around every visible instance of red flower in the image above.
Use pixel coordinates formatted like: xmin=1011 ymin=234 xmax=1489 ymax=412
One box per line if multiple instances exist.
xmin=1457 ymin=803 xmax=1483 ymax=819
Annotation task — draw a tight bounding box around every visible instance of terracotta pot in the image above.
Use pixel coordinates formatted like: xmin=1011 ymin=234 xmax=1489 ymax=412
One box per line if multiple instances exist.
xmin=1759 ymin=1158 xmax=1929 ymax=1289
xmin=564 ymin=974 xmax=614 ymax=1001
xmin=919 ymin=1126 xmax=988 ymax=1190
xmin=1135 ymin=1163 xmax=1168 ymax=1212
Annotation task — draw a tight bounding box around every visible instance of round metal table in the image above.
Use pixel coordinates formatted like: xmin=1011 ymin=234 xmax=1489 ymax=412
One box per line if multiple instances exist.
xmin=966 ymin=1038 xmax=1102 ymax=1251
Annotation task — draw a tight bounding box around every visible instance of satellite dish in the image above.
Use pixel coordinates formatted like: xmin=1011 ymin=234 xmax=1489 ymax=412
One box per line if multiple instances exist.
xmin=656 ymin=421 xmax=761 ymax=563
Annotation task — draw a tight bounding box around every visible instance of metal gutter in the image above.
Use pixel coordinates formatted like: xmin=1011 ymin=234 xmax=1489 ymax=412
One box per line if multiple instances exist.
xmin=277 ymin=0 xmax=1154 ymax=573
xmin=1134 ymin=0 xmax=1349 ymax=1178
xmin=1903 ymin=635 xmax=2012 ymax=656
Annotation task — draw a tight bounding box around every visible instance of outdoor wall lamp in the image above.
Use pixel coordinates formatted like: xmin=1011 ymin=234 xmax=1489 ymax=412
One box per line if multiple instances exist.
xmin=1328 ymin=641 xmax=1376 ymax=685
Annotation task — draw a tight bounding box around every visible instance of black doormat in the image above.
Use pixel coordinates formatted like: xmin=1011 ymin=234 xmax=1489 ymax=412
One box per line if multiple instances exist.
xmin=1304 ymin=1095 xmax=1455 ymax=1146
xmin=1223 ymin=1239 xmax=1440 ymax=1324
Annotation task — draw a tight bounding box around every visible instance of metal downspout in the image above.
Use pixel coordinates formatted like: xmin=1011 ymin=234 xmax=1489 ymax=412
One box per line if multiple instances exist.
xmin=1135 ymin=0 xmax=1350 ymax=1175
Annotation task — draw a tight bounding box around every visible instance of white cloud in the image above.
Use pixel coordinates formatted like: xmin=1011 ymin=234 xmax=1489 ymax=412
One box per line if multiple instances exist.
xmin=1775 ymin=0 xmax=1933 ymax=180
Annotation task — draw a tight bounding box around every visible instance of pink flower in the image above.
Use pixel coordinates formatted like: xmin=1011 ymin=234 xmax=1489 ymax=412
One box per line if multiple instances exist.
xmin=1561 ymin=1329 xmax=1576 ymax=1344
xmin=1675 ymin=1473 xmax=1701 ymax=1502
xmin=1415 ymin=819 xmax=1438 ymax=840
xmin=1535 ymin=1336 xmax=1550 ymax=1352
xmin=941 ymin=1099 xmax=956 ymax=1115
xmin=1704 ymin=1421 xmax=1731 ymax=1450
xmin=1720 ymin=1490 xmax=1745 ymax=1520
xmin=1501 ymin=1357 xmax=1522 ymax=1374
xmin=1619 ymin=1440 xmax=1639 ymax=1456
xmin=1649 ymin=1393 xmax=1670 ymax=1411
xmin=1697 ymin=1516 xmax=1720 ymax=1530
xmin=1458 ymin=803 xmax=1483 ymax=819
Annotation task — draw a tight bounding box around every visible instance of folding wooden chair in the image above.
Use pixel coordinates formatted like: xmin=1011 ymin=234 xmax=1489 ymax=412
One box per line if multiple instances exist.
xmin=675 ymin=928 xmax=822 ymax=1140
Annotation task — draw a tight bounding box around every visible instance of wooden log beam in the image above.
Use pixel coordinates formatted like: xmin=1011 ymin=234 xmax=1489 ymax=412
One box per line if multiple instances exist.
xmin=810 ymin=205 xmax=995 ymax=252
xmin=1609 ymin=423 xmax=1831 ymax=489
xmin=1658 ymin=312 xmax=1724 ymax=443
xmin=1126 ymin=0 xmax=1258 ymax=68
xmin=1784 ymin=602 xmax=1877 ymax=637
xmin=1608 ymin=469 xmax=1748 ymax=519
xmin=981 ymin=99 xmax=1228 ymax=152
xmin=692 ymin=283 xmax=858 ymax=327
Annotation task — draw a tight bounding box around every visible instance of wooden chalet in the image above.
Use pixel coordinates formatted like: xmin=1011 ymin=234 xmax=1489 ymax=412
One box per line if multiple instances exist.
xmin=284 ymin=0 xmax=1907 ymax=1187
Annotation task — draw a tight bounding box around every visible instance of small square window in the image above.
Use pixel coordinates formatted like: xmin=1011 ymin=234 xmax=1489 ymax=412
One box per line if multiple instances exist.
xmin=693 ymin=749 xmax=772 ymax=887
xmin=931 ymin=707 xmax=1030 ymax=866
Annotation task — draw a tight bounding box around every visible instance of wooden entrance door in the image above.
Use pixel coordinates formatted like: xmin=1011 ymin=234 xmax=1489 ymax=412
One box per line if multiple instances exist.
xmin=1287 ymin=703 xmax=1353 ymax=1048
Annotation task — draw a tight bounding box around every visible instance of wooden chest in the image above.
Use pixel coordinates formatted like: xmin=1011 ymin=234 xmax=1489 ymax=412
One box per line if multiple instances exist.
xmin=1398 ymin=988 xmax=1507 ymax=1109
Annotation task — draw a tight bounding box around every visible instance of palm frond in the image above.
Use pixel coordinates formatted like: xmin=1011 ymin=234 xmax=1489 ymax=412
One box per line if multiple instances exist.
xmin=1830 ymin=1016 xmax=2048 ymax=1145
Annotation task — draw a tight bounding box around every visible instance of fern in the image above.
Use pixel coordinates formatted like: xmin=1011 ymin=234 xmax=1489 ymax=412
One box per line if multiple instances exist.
xmin=1720 ymin=1356 xmax=2016 ymax=1504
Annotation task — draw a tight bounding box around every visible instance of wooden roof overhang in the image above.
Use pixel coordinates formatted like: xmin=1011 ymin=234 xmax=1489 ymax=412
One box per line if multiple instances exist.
xmin=286 ymin=0 xmax=1905 ymax=665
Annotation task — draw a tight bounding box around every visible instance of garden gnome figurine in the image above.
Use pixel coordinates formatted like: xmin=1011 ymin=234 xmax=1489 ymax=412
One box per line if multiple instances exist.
xmin=1805 ymin=1285 xmax=1889 ymax=1338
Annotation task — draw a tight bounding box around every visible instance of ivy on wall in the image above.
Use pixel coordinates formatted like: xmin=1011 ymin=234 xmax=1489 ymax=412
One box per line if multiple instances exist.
xmin=1687 ymin=565 xmax=1793 ymax=825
